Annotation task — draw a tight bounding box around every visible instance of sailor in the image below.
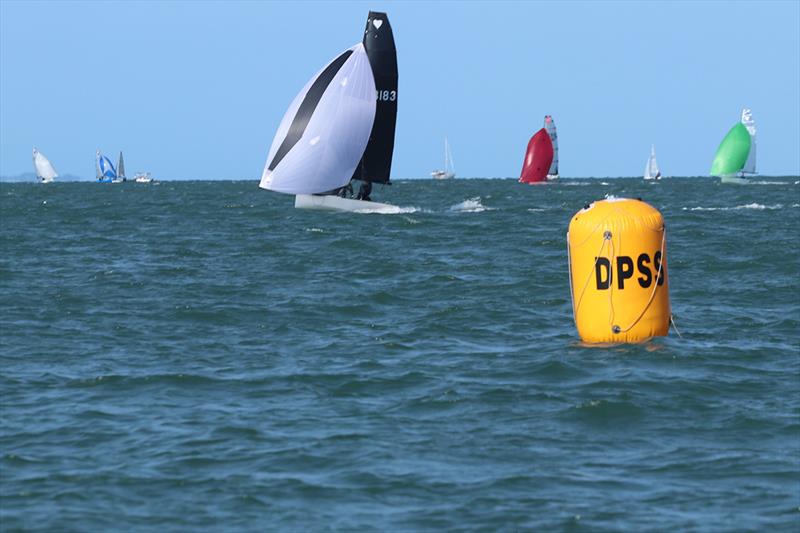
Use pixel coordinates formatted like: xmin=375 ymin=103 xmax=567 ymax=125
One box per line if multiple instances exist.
xmin=336 ymin=182 xmax=353 ymax=198
xmin=356 ymin=181 xmax=372 ymax=201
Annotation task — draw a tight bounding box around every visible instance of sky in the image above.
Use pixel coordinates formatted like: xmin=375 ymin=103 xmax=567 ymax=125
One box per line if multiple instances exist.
xmin=1 ymin=0 xmax=798 ymax=180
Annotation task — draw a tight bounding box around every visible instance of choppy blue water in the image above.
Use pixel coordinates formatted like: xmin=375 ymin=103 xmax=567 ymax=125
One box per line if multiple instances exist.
xmin=1 ymin=177 xmax=799 ymax=531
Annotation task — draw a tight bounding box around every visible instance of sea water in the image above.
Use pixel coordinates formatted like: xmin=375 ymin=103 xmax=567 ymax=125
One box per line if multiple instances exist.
xmin=1 ymin=177 xmax=798 ymax=530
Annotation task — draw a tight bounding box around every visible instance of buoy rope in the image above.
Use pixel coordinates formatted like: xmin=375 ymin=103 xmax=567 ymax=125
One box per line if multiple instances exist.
xmin=613 ymin=229 xmax=667 ymax=333
xmin=670 ymin=314 xmax=683 ymax=339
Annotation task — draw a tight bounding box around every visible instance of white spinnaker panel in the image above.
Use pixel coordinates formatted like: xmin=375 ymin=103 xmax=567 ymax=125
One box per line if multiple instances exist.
xmin=33 ymin=150 xmax=58 ymax=181
xmin=260 ymin=44 xmax=376 ymax=195
xmin=544 ymin=116 xmax=558 ymax=175
xmin=741 ymin=108 xmax=756 ymax=174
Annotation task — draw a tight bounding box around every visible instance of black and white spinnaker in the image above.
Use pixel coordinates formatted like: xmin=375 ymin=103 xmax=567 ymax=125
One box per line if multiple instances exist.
xmin=258 ymin=11 xmax=398 ymax=212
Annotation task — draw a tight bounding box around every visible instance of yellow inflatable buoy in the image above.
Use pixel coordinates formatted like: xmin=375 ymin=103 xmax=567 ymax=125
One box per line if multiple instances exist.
xmin=567 ymin=197 xmax=671 ymax=343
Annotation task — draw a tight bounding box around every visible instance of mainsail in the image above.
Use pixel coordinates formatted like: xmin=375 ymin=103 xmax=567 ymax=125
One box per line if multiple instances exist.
xmin=544 ymin=115 xmax=558 ymax=178
xmin=118 ymin=152 xmax=126 ymax=180
xmin=519 ymin=128 xmax=554 ymax=184
xmin=350 ymin=11 xmax=398 ymax=185
xmin=96 ymin=150 xmax=117 ymax=181
xmin=644 ymin=145 xmax=661 ymax=180
xmin=32 ymin=148 xmax=58 ymax=182
xmin=740 ymin=108 xmax=756 ymax=175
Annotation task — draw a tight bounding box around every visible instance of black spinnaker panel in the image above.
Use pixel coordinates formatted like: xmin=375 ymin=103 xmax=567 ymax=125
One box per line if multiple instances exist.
xmin=351 ymin=11 xmax=398 ymax=185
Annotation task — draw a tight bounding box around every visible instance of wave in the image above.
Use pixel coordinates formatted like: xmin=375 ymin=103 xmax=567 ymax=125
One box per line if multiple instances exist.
xmin=682 ymin=203 xmax=786 ymax=211
xmin=449 ymin=197 xmax=492 ymax=213
xmin=354 ymin=205 xmax=419 ymax=215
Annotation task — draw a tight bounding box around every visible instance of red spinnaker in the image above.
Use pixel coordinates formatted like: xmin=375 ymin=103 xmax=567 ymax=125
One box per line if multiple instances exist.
xmin=519 ymin=128 xmax=554 ymax=184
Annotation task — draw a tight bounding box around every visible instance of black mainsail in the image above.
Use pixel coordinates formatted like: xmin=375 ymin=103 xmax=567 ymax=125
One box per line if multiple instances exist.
xmin=351 ymin=11 xmax=398 ymax=185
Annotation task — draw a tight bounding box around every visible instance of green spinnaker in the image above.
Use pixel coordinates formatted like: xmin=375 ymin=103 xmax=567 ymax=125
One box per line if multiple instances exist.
xmin=710 ymin=123 xmax=751 ymax=177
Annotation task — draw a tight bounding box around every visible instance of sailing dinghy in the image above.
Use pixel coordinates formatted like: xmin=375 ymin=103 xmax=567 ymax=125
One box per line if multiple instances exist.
xmin=644 ymin=145 xmax=661 ymax=180
xmin=519 ymin=128 xmax=554 ymax=184
xmin=96 ymin=150 xmax=117 ymax=183
xmin=32 ymin=148 xmax=58 ymax=183
xmin=259 ymin=11 xmax=399 ymax=212
xmin=544 ymin=115 xmax=559 ymax=180
xmin=711 ymin=108 xmax=756 ymax=184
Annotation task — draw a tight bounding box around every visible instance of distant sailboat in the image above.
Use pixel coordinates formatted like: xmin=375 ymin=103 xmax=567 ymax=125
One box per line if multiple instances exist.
xmin=519 ymin=128 xmax=554 ymax=184
xmin=134 ymin=172 xmax=153 ymax=183
xmin=32 ymin=148 xmax=58 ymax=183
xmin=711 ymin=108 xmax=756 ymax=184
xmin=259 ymin=11 xmax=398 ymax=212
xmin=431 ymin=137 xmax=455 ymax=179
xmin=115 ymin=152 xmax=127 ymax=182
xmin=544 ymin=115 xmax=559 ymax=180
xmin=644 ymin=145 xmax=661 ymax=180
xmin=96 ymin=150 xmax=117 ymax=183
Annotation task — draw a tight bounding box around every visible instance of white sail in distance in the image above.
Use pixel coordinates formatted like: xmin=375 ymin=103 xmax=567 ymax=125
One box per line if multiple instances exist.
xmin=259 ymin=43 xmax=377 ymax=195
xmin=544 ymin=115 xmax=558 ymax=178
xmin=118 ymin=152 xmax=126 ymax=179
xmin=32 ymin=148 xmax=58 ymax=182
xmin=741 ymin=108 xmax=756 ymax=175
xmin=644 ymin=145 xmax=661 ymax=180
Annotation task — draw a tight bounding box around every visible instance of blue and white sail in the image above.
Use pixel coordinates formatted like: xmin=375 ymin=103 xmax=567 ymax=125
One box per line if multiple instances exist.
xmin=259 ymin=43 xmax=377 ymax=195
xmin=96 ymin=150 xmax=117 ymax=182
xmin=32 ymin=148 xmax=58 ymax=183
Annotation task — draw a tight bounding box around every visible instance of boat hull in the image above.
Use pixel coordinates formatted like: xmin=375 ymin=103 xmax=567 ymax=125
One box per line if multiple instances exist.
xmin=294 ymin=194 xmax=397 ymax=212
xmin=720 ymin=175 xmax=749 ymax=184
xmin=431 ymin=171 xmax=455 ymax=180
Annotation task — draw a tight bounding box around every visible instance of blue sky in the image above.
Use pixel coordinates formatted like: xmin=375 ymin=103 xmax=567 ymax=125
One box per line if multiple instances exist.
xmin=1 ymin=0 xmax=798 ymax=179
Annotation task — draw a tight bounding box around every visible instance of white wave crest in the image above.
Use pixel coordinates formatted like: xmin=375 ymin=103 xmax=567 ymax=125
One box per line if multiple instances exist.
xmin=682 ymin=203 xmax=784 ymax=211
xmin=354 ymin=205 xmax=419 ymax=215
xmin=305 ymin=227 xmax=325 ymax=233
xmin=449 ymin=197 xmax=491 ymax=213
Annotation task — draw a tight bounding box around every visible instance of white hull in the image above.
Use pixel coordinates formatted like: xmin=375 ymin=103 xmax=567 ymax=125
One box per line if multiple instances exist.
xmin=294 ymin=194 xmax=397 ymax=212
xmin=546 ymin=174 xmax=559 ymax=181
xmin=720 ymin=175 xmax=749 ymax=184
xmin=431 ymin=171 xmax=455 ymax=180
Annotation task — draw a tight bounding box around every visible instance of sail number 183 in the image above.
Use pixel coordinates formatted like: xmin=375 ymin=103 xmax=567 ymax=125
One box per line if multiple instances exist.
xmin=377 ymin=90 xmax=397 ymax=101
